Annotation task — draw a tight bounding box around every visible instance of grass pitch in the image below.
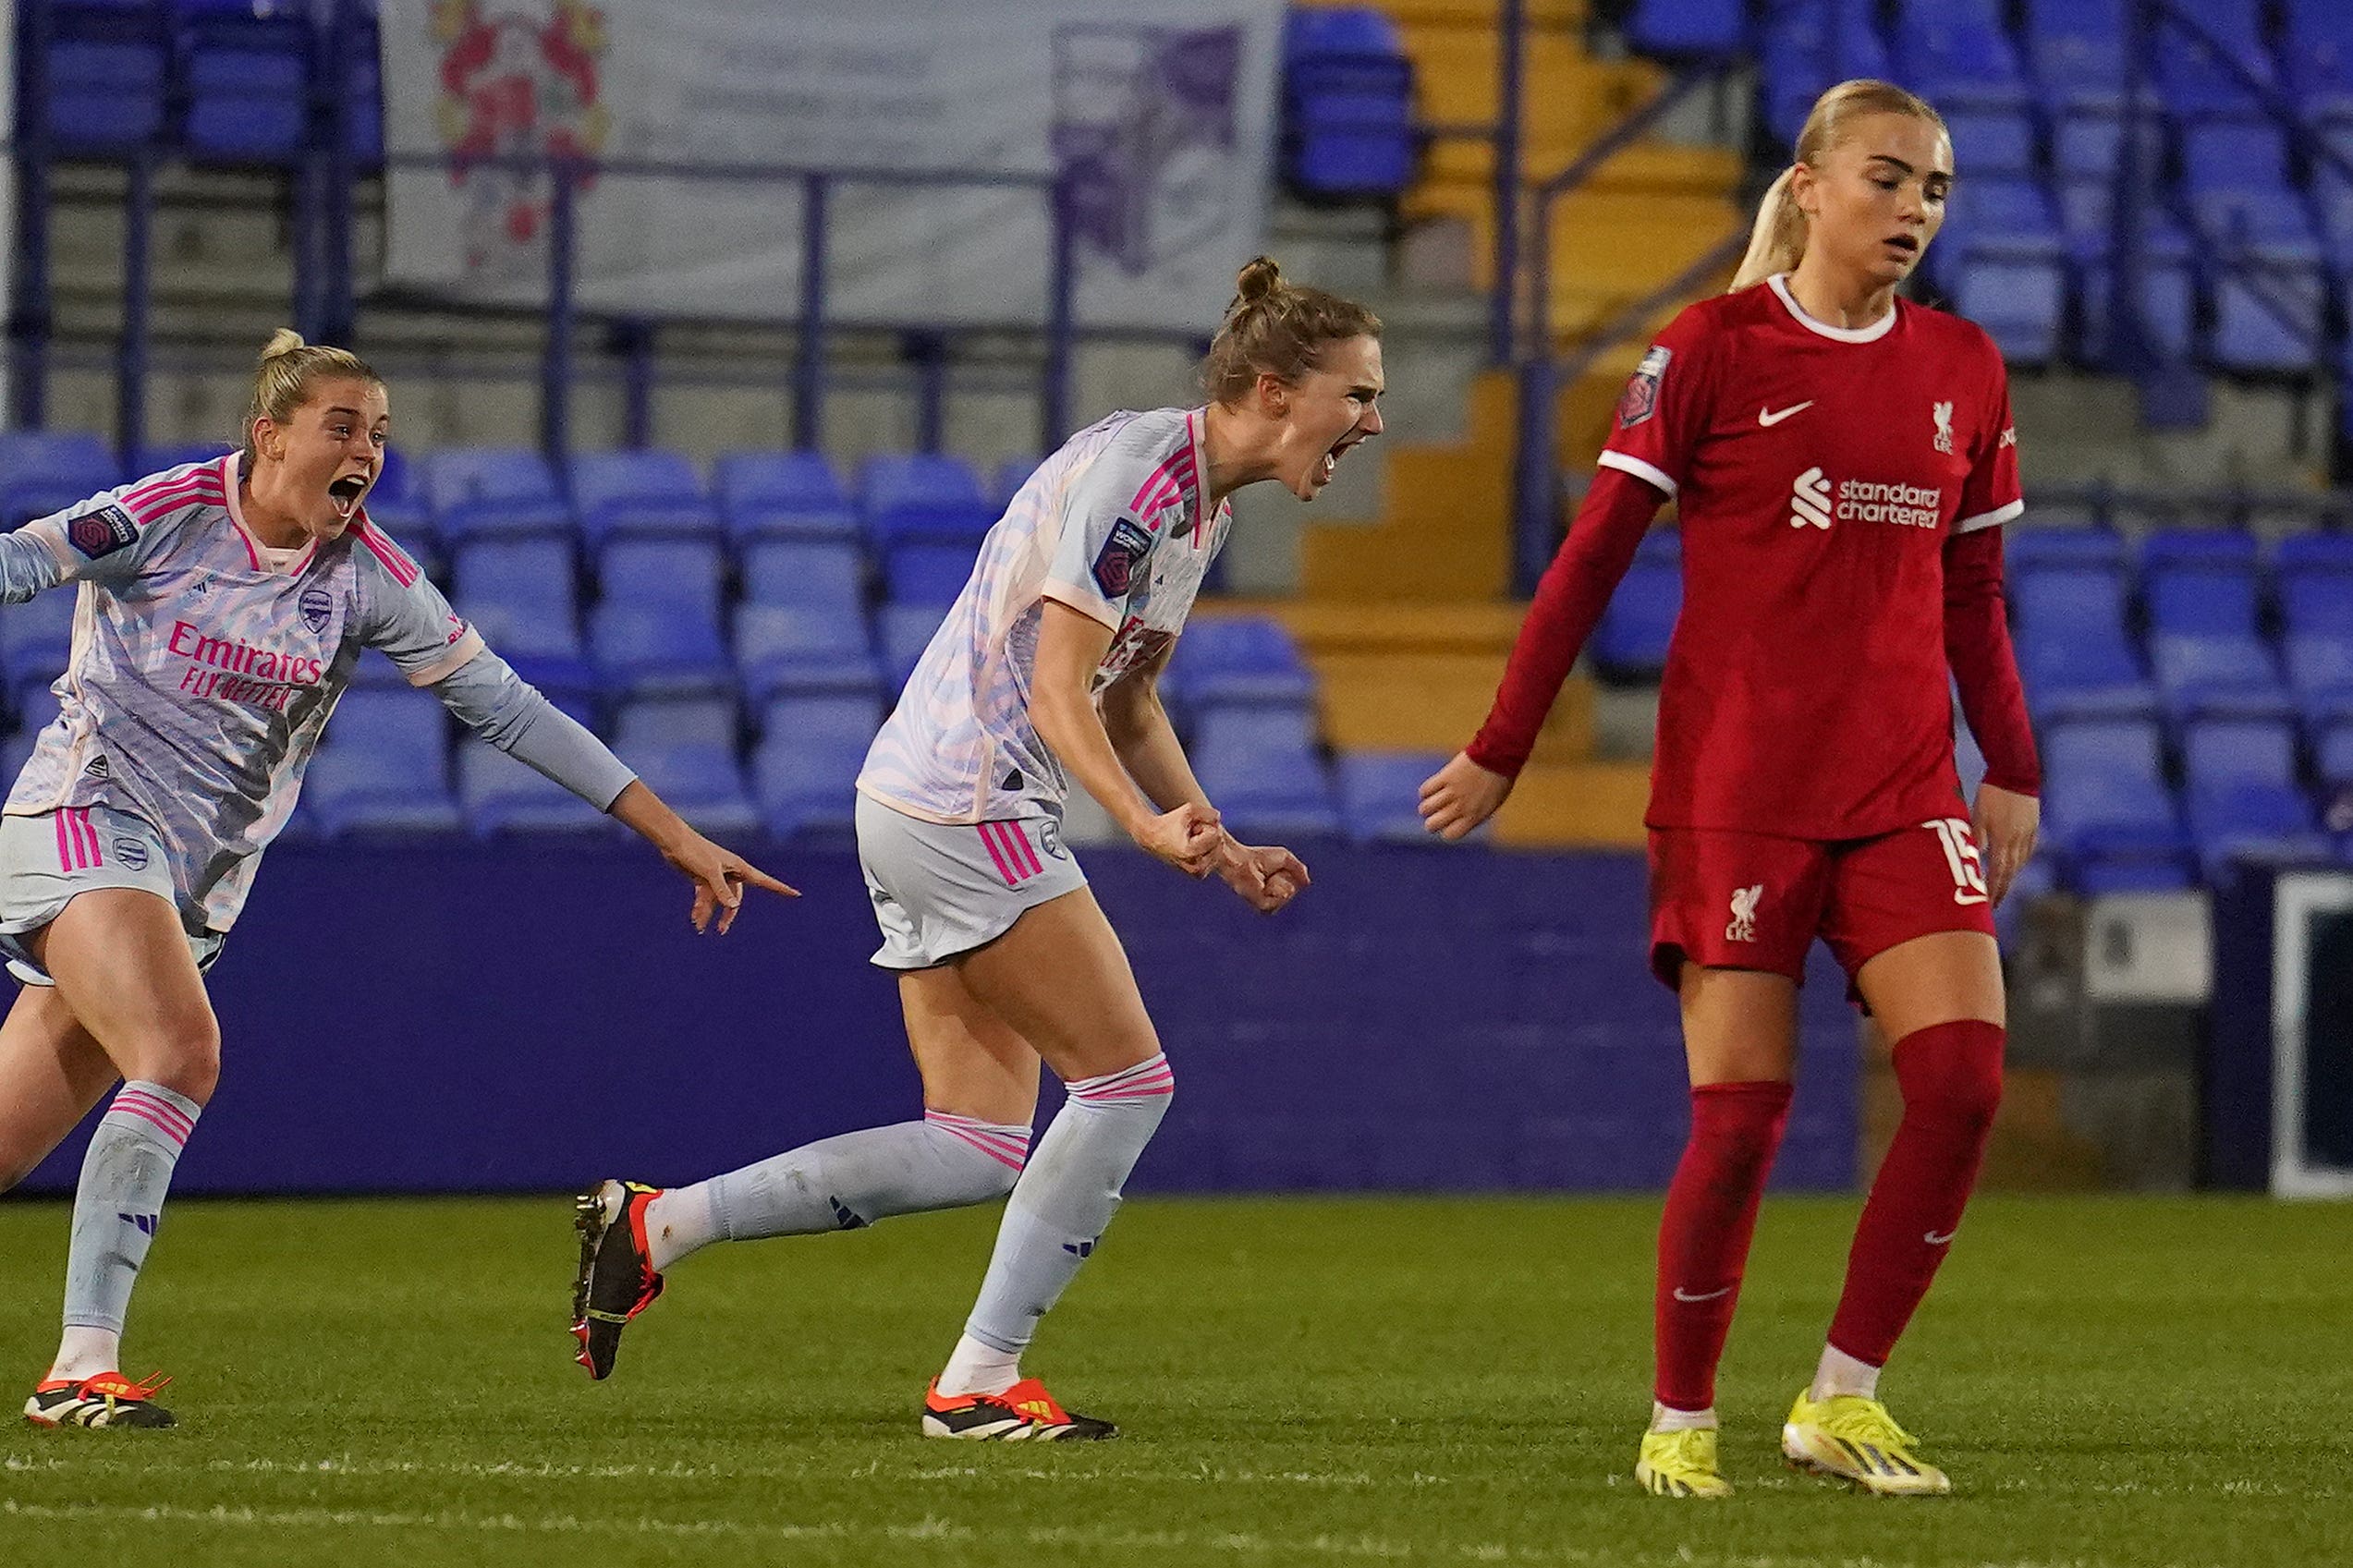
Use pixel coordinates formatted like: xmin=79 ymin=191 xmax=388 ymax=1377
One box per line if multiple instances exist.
xmin=0 ymin=1194 xmax=2346 ymax=1566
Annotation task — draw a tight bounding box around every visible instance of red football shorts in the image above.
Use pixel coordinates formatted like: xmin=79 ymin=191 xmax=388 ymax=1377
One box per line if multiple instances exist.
xmin=1647 ymin=818 xmax=1998 ymax=997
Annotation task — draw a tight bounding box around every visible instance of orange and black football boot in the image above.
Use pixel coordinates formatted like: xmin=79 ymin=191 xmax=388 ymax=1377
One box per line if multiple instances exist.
xmin=25 ymin=1370 xmax=175 ymax=1428
xmin=920 ymin=1377 xmax=1116 ymax=1441
xmin=570 ymin=1179 xmax=664 ymax=1380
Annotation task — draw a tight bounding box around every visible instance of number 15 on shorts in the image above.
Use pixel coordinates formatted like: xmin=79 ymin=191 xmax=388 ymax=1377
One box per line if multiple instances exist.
xmin=1922 ymin=818 xmax=1988 ymax=906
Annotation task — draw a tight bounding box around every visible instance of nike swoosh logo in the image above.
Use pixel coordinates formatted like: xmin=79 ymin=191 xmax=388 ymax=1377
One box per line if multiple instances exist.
xmin=1923 ymin=1229 xmax=1957 ymax=1246
xmin=1672 ymin=1285 xmax=1734 ymax=1303
xmin=1758 ymin=401 xmax=1814 ymax=426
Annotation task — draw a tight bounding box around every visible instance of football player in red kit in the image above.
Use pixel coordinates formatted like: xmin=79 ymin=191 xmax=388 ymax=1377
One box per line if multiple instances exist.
xmin=1420 ymin=79 xmax=2038 ymax=1497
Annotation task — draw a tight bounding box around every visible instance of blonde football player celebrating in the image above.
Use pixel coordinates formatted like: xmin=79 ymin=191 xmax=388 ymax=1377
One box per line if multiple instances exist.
xmin=0 ymin=332 xmax=792 ymax=1428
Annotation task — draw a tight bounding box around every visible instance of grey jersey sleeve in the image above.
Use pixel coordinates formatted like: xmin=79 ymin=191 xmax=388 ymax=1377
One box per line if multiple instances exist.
xmin=431 ymin=650 xmax=638 ymax=810
xmin=1 ymin=489 xmax=185 ymax=602
xmin=1038 ymin=419 xmax=1181 ymax=630
xmin=348 ymin=527 xmax=488 ymax=686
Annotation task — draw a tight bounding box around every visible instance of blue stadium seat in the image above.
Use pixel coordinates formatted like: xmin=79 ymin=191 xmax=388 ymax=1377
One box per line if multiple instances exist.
xmin=860 ymin=455 xmax=995 ymax=549
xmin=452 ymin=539 xmax=592 ymax=699
xmin=596 ymin=537 xmax=725 ymax=623
xmin=2182 ymin=124 xmax=2329 ymax=371
xmin=304 ymin=689 xmax=460 ymax=838
xmin=1335 ymin=750 xmax=1454 ymax=845
xmin=0 ymin=430 xmax=120 ymax=527
xmin=569 ymin=451 xmax=719 ymax=544
xmin=2316 ymin=719 xmax=2353 ymax=789
xmin=457 ymin=738 xmax=610 ymax=836
xmin=752 ymin=694 xmax=877 ymax=838
xmin=1626 ymin=0 xmax=1746 ymax=58
xmin=2276 ymin=537 xmax=2353 ymax=723
xmin=2181 ymin=717 xmax=2329 ymax=873
xmin=1762 ymin=1 xmax=1891 ymax=145
xmin=2012 ymin=565 xmax=2157 ymax=721
xmin=1282 ymin=7 xmax=1415 ymax=198
xmin=591 ymin=604 xmax=731 ymax=699
xmin=0 ymin=590 xmax=77 ymax=703
xmin=1192 ymin=706 xmax=1340 ymax=841
xmin=36 ymin=4 xmax=172 ymax=155
xmin=885 ymin=542 xmax=980 ymax=606
xmin=1940 ymin=177 xmax=2067 ymax=363
xmin=178 ymin=4 xmax=312 ymax=164
xmin=1940 ymin=106 xmax=2038 ymax=176
xmin=1592 ymin=532 xmax=1681 ymax=681
xmin=2052 ymin=109 xmax=2131 ymax=183
xmin=2025 ymin=0 xmax=2128 ymax=115
xmin=2039 ymin=718 xmax=2193 ymax=891
xmin=591 ymin=539 xmax=729 ymax=696
xmin=2142 ymin=531 xmax=2291 ymax=720
xmin=2286 ymin=0 xmax=2353 ymax=118
xmin=2155 ymin=0 xmax=2271 ymax=118
xmin=879 ymin=603 xmax=945 ymax=691
xmin=734 ymin=603 xmax=882 ymax=704
xmin=1894 ymin=0 xmax=2030 ymax=110
xmin=2067 ymin=199 xmax=2195 ymax=359
xmin=1165 ymin=616 xmax=1315 ymax=709
xmin=740 ymin=539 xmax=864 ymax=613
xmin=425 ymin=448 xmax=572 ymax=542
xmin=611 ymin=697 xmax=759 ymax=837
xmin=714 ymin=451 xmax=857 ymax=544
xmin=2007 ymin=527 xmax=2127 ymax=572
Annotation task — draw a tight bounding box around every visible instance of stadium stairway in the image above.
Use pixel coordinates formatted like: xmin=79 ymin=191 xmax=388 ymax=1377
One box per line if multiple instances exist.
xmin=1269 ymin=0 xmax=1747 ymax=850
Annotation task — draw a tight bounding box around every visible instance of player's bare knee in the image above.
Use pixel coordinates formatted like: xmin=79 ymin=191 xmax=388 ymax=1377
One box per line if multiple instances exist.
xmin=136 ymin=1017 xmax=222 ymax=1105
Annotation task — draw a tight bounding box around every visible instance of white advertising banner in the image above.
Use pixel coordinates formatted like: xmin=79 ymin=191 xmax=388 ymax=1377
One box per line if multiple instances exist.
xmin=378 ymin=0 xmax=1281 ymax=330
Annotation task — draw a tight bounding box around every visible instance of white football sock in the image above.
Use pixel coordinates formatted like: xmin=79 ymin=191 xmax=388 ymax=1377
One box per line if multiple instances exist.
xmin=1650 ymin=1401 xmax=1717 ymax=1433
xmin=935 ymin=1333 xmax=1023 ymax=1398
xmin=1810 ymin=1343 xmax=1882 ymax=1402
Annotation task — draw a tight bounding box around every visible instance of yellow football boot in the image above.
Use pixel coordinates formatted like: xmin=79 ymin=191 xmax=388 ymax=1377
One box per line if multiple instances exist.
xmin=1781 ymin=1388 xmax=1952 ymax=1496
xmin=1635 ymin=1426 xmax=1734 ymax=1498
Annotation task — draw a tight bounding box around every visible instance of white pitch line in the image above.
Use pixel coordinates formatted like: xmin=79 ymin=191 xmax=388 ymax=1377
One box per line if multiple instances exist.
xmin=0 ymin=1499 xmax=2198 ymax=1568
xmin=2 ymin=1452 xmax=1448 ymax=1490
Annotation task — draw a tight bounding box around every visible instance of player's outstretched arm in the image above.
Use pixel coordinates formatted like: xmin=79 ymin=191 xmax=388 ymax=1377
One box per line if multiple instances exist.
xmin=420 ymin=650 xmax=795 ymax=930
xmin=607 ymin=780 xmax=798 ymax=935
xmin=1033 ymin=600 xmax=1220 ymax=878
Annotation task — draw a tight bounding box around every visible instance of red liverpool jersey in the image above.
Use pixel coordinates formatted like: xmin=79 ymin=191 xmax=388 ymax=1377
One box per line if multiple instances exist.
xmin=1601 ymin=275 xmax=2022 ymax=840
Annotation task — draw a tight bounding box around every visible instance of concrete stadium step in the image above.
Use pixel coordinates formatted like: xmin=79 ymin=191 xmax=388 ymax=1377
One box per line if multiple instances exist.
xmin=1491 ymin=758 xmax=1651 ymax=847
xmin=1299 ymin=367 xmax=1516 ymax=602
xmin=1255 ymin=597 xmax=1594 ymax=762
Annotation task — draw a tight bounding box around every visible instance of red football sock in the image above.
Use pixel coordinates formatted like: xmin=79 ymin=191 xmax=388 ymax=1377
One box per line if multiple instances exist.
xmin=1653 ymin=1080 xmax=1794 ymax=1412
xmin=1826 ymin=1019 xmax=2006 ymax=1370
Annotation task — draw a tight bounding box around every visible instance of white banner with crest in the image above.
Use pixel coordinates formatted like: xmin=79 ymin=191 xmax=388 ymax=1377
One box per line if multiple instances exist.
xmin=378 ymin=0 xmax=1281 ymax=330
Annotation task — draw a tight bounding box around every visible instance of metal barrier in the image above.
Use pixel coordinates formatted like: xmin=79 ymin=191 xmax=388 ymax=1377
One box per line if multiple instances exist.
xmin=1506 ymin=57 xmax=1750 ymax=590
xmin=2114 ymin=1 xmax=2353 ymax=400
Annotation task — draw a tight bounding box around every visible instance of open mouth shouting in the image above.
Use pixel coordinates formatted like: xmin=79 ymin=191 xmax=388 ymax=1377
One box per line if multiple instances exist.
xmin=1315 ymin=432 xmax=1366 ymax=489
xmin=326 ymin=471 xmax=372 ymax=522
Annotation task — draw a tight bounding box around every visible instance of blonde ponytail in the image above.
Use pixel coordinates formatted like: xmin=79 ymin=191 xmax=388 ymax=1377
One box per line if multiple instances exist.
xmin=1728 ymin=79 xmax=1949 ymax=294
xmin=1730 ymin=168 xmax=1806 ymax=291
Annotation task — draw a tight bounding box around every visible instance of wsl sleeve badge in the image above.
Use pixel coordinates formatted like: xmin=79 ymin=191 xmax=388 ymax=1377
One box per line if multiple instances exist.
xmin=1091 ymin=516 xmax=1156 ymax=599
xmin=1616 ymin=344 xmax=1672 ymax=430
xmin=67 ymin=503 xmax=140 ymax=561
